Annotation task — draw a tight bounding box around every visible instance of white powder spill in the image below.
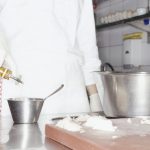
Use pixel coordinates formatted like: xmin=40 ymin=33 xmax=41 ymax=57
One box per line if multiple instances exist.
xmin=56 ymin=117 xmax=83 ymax=132
xmin=56 ymin=115 xmax=117 ymax=132
xmin=140 ymin=134 xmax=146 ymax=137
xmin=83 ymin=116 xmax=117 ymax=132
xmin=127 ymin=118 xmax=132 ymax=124
xmin=56 ymin=115 xmax=117 ymax=133
xmin=140 ymin=119 xmax=150 ymax=124
xmin=112 ymin=135 xmax=119 ymax=139
xmin=74 ymin=114 xmax=90 ymax=122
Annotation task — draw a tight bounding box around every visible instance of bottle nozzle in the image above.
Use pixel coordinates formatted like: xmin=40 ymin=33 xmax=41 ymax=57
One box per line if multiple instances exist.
xmin=9 ymin=75 xmax=23 ymax=84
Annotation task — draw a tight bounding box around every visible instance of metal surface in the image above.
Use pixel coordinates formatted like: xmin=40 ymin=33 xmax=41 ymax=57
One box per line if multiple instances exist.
xmin=101 ymin=62 xmax=114 ymax=72
xmin=0 ymin=116 xmax=71 ymax=150
xmin=8 ymin=98 xmax=44 ymax=123
xmin=5 ymin=124 xmax=43 ymax=149
xmin=99 ymin=71 xmax=150 ymax=117
xmin=2 ymin=115 xmax=150 ymax=150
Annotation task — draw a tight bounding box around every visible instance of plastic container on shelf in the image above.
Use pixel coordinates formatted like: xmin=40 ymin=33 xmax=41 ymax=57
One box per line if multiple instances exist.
xmin=143 ymin=18 xmax=150 ymax=25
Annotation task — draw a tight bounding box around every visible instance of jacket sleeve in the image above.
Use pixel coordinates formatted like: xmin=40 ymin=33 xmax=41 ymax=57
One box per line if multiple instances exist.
xmin=0 ymin=0 xmax=9 ymax=66
xmin=0 ymin=0 xmax=7 ymax=12
xmin=0 ymin=31 xmax=7 ymax=66
xmin=77 ymin=0 xmax=101 ymax=86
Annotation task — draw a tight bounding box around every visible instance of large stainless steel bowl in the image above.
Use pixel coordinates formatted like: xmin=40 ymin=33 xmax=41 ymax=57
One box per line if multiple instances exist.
xmin=8 ymin=98 xmax=44 ymax=124
xmin=99 ymin=71 xmax=150 ymax=117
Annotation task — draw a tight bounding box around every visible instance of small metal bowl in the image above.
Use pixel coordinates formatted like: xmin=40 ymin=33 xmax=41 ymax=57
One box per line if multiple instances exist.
xmin=8 ymin=98 xmax=44 ymax=124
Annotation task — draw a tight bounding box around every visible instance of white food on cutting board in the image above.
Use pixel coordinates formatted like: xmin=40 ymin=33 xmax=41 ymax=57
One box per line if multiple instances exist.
xmin=140 ymin=118 xmax=150 ymax=124
xmin=56 ymin=117 xmax=83 ymax=132
xmin=83 ymin=116 xmax=117 ymax=132
xmin=55 ymin=115 xmax=117 ymax=132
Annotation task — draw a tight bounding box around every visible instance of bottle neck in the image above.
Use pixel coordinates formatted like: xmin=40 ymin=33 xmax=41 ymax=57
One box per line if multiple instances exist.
xmin=0 ymin=67 xmax=12 ymax=79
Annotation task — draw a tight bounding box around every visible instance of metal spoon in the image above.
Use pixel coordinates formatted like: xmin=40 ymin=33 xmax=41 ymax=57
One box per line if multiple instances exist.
xmin=43 ymin=84 xmax=64 ymax=101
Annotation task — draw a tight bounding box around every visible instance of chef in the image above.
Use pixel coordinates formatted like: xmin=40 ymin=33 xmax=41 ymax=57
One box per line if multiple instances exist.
xmin=0 ymin=0 xmax=102 ymax=116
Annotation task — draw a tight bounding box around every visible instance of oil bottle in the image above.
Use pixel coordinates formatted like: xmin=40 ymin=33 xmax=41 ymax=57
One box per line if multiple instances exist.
xmin=0 ymin=67 xmax=23 ymax=84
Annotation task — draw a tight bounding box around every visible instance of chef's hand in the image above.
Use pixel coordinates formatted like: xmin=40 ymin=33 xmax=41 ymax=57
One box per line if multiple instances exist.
xmin=86 ymin=84 xmax=103 ymax=112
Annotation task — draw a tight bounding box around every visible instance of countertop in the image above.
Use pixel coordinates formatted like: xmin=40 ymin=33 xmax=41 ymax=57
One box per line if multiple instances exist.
xmin=2 ymin=114 xmax=150 ymax=150
xmin=45 ymin=117 xmax=150 ymax=150
xmin=0 ymin=115 xmax=71 ymax=150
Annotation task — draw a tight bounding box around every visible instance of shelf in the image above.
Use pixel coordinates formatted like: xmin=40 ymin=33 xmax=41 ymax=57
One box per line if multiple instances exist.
xmin=96 ymin=12 xmax=150 ymax=31
xmin=127 ymin=20 xmax=150 ymax=33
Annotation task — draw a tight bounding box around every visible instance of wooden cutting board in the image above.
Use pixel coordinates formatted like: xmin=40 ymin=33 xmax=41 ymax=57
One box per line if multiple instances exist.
xmin=45 ymin=118 xmax=150 ymax=150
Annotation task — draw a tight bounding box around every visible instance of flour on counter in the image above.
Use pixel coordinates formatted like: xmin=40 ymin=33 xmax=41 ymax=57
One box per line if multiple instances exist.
xmin=56 ymin=115 xmax=117 ymax=132
xmin=74 ymin=114 xmax=90 ymax=123
xmin=83 ymin=116 xmax=117 ymax=132
xmin=140 ymin=118 xmax=150 ymax=124
xmin=112 ymin=135 xmax=119 ymax=139
xmin=127 ymin=118 xmax=132 ymax=124
xmin=56 ymin=117 xmax=83 ymax=132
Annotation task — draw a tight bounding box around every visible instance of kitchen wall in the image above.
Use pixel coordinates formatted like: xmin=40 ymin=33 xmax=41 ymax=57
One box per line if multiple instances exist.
xmin=95 ymin=0 xmax=150 ymax=71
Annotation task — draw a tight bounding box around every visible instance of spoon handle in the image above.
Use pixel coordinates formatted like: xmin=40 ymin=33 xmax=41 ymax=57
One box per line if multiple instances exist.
xmin=44 ymin=84 xmax=64 ymax=101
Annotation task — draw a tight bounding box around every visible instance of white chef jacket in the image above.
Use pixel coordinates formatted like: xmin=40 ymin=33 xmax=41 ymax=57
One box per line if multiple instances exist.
xmin=0 ymin=0 xmax=101 ymax=116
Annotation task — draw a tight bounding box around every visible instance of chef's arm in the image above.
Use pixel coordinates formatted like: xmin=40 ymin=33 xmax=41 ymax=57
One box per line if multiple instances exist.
xmin=0 ymin=29 xmax=19 ymax=82
xmin=0 ymin=1 xmax=18 ymax=80
xmin=86 ymin=84 xmax=98 ymax=96
xmin=0 ymin=32 xmax=7 ymax=67
xmin=77 ymin=0 xmax=102 ymax=112
xmin=77 ymin=0 xmax=101 ymax=85
xmin=86 ymin=84 xmax=103 ymax=112
xmin=0 ymin=0 xmax=8 ymax=66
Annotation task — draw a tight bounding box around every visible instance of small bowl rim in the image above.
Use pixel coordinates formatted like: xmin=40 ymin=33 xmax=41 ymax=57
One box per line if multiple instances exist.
xmin=7 ymin=97 xmax=44 ymax=101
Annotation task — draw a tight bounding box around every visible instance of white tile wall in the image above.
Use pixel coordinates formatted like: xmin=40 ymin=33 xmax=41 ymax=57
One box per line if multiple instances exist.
xmin=96 ymin=0 xmax=110 ymax=11
xmin=141 ymin=43 xmax=150 ymax=65
xmin=122 ymin=25 xmax=143 ymax=35
xmin=96 ymin=0 xmax=150 ymax=67
xmin=123 ymin=0 xmax=137 ymax=11
xmin=110 ymin=0 xmax=123 ymax=13
xmin=137 ymin=0 xmax=149 ymax=8
xmin=109 ymin=45 xmax=123 ymax=66
xmin=110 ymin=0 xmax=122 ymax=5
xmin=97 ymin=30 xmax=110 ymax=47
xmin=99 ymin=47 xmax=110 ymax=63
xmin=109 ymin=27 xmax=123 ymax=46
